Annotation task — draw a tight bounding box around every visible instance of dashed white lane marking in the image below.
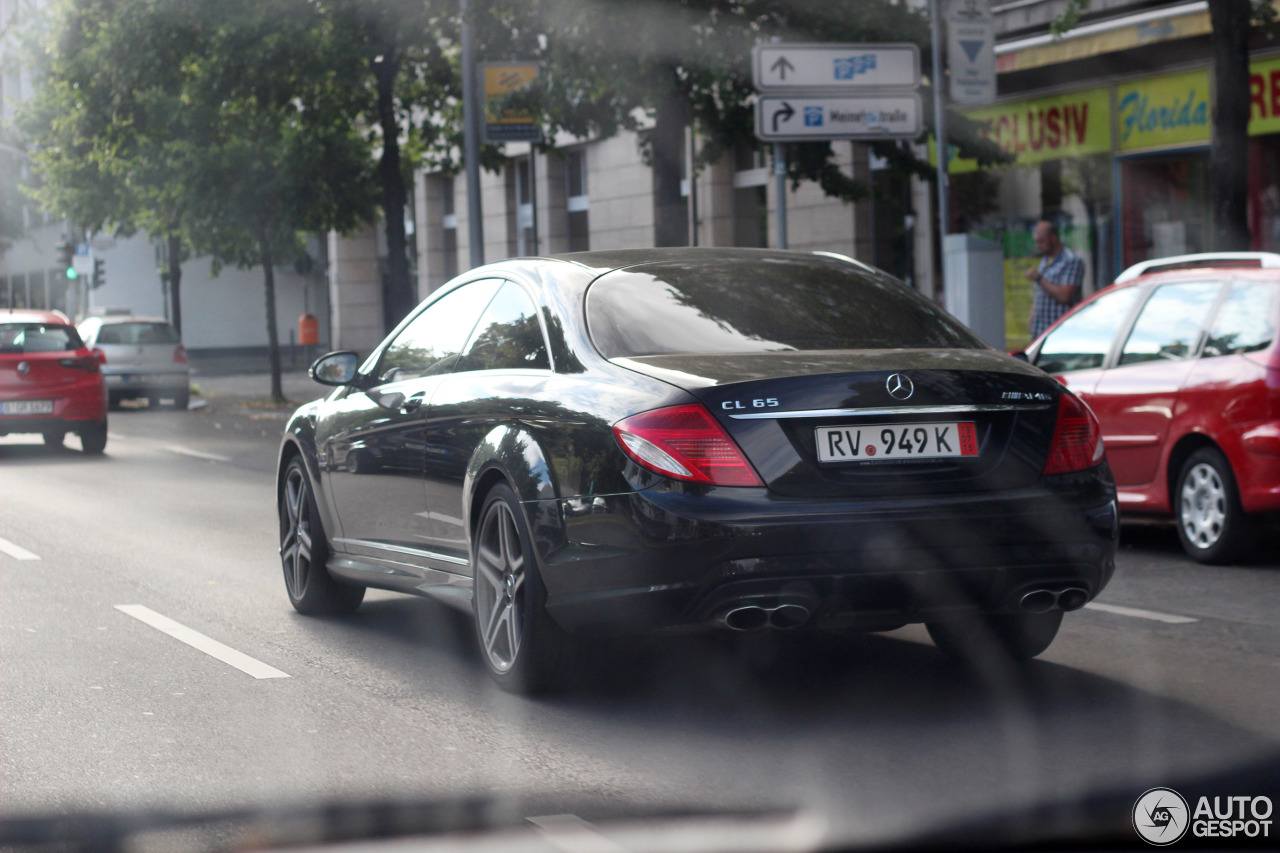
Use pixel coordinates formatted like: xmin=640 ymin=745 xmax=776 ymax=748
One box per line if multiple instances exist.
xmin=0 ymin=535 xmax=40 ymax=561
xmin=527 ymin=815 xmax=629 ymax=853
xmin=1084 ymin=602 xmax=1199 ymax=624
xmin=165 ymin=445 xmax=232 ymax=463
xmin=114 ymin=605 xmax=290 ymax=679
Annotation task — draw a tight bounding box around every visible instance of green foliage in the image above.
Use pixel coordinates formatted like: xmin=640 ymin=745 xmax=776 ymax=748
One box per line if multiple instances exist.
xmin=481 ymin=0 xmax=1010 ymax=202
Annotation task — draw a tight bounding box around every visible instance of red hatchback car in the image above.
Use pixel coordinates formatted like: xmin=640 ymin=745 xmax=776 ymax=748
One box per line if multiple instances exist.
xmin=0 ymin=309 xmax=108 ymax=454
xmin=1026 ymin=252 xmax=1280 ymax=564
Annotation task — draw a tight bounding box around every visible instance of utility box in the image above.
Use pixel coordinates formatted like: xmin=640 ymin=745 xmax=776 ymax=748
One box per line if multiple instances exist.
xmin=943 ymin=233 xmax=1006 ymax=350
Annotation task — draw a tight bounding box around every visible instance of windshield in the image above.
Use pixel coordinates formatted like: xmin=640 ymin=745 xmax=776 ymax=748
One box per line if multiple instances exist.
xmin=587 ymin=255 xmax=984 ymax=357
xmin=95 ymin=322 xmax=181 ymax=345
xmin=0 ymin=323 xmax=83 ymax=353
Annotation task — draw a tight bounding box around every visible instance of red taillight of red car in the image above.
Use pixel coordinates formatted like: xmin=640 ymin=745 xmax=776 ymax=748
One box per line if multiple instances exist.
xmin=1043 ymin=391 xmax=1104 ymax=475
xmin=57 ymin=355 xmax=101 ymax=373
xmin=613 ymin=403 xmax=764 ymax=487
xmin=174 ymin=345 xmax=188 ymax=364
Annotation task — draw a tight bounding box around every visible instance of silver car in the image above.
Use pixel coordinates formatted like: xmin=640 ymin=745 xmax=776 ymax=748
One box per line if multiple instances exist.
xmin=77 ymin=315 xmax=190 ymax=409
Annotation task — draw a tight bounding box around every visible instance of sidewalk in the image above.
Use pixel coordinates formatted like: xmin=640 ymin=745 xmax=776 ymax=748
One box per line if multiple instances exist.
xmin=191 ymin=371 xmax=324 ymax=405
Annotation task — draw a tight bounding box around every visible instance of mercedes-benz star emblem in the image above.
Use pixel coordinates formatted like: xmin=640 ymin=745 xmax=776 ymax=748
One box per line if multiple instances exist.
xmin=16 ymin=361 xmax=30 ymax=375
xmin=885 ymin=373 xmax=914 ymax=401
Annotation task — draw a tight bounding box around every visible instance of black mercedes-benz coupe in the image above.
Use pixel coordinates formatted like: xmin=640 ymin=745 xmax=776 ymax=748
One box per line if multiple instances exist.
xmin=277 ymin=248 xmax=1118 ymax=692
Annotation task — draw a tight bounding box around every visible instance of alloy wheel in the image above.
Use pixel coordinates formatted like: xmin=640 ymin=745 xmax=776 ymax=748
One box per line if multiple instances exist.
xmin=474 ymin=500 xmax=526 ymax=673
xmin=1180 ymin=461 xmax=1227 ymax=550
xmin=281 ymin=466 xmax=315 ymax=599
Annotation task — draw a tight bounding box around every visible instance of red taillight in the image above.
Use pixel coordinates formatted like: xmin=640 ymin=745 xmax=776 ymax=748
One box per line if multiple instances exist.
xmin=613 ymin=404 xmax=764 ymax=487
xmin=1043 ymin=391 xmax=1104 ymax=475
xmin=93 ymin=347 xmax=106 ymax=365
xmin=58 ymin=355 xmax=101 ymax=373
xmin=173 ymin=345 xmax=188 ymax=364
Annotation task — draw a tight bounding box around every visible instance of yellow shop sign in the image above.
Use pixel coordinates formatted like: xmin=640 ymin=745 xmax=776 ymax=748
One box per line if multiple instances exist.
xmin=948 ymin=87 xmax=1110 ymax=173
xmin=1116 ymin=69 xmax=1211 ymax=151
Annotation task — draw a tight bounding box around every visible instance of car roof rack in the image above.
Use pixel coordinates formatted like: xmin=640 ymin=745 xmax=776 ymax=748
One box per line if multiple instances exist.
xmin=1114 ymin=252 xmax=1280 ymax=283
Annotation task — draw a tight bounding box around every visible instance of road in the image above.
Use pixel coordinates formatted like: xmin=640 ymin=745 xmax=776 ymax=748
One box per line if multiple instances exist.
xmin=2 ymin=379 xmax=1278 ymax=848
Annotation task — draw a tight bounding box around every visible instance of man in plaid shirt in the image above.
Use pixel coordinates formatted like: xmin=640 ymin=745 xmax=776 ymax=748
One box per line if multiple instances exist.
xmin=1026 ymin=221 xmax=1084 ymax=338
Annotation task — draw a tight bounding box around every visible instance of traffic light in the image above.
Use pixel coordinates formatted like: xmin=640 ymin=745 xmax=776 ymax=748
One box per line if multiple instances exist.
xmin=58 ymin=242 xmax=77 ymax=280
xmin=91 ymin=258 xmax=105 ymax=290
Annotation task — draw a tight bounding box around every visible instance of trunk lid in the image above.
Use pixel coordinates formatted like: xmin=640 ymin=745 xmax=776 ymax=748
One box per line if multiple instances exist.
xmin=614 ymin=350 xmax=1064 ymax=497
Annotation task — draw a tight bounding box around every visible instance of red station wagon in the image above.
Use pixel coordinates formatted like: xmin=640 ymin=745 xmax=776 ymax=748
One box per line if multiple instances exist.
xmin=1026 ymin=252 xmax=1280 ymax=564
xmin=0 ymin=309 xmax=108 ymax=454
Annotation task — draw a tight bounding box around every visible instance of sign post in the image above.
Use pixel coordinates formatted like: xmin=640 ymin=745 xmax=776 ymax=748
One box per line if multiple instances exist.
xmin=752 ymin=42 xmax=923 ymax=250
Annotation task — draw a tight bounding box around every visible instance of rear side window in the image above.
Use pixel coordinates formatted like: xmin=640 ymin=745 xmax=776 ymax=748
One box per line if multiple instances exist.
xmin=0 ymin=324 xmax=83 ymax=353
xmin=1034 ymin=286 xmax=1142 ymax=373
xmin=1119 ymin=281 xmax=1222 ymax=366
xmin=456 ymin=282 xmax=550 ymax=372
xmin=1204 ymin=281 xmax=1279 ymax=357
xmin=96 ymin=322 xmax=180 ymax=345
xmin=586 ymin=254 xmax=983 ymax=358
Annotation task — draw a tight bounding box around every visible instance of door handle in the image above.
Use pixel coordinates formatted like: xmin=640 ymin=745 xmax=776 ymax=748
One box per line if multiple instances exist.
xmin=399 ymin=393 xmax=424 ymax=414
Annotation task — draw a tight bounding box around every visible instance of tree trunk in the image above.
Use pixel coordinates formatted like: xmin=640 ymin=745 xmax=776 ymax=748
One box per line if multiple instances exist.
xmin=374 ymin=53 xmax=414 ymax=333
xmin=167 ymin=234 xmax=183 ymax=337
xmin=1210 ymin=0 xmax=1252 ymax=251
xmin=261 ymin=234 xmax=284 ymax=403
xmin=652 ymin=80 xmax=690 ymax=248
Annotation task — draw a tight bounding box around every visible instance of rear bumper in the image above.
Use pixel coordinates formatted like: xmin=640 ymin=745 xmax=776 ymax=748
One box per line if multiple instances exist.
xmin=104 ymin=370 xmax=189 ymax=394
xmin=0 ymin=384 xmax=107 ymax=435
xmin=536 ymin=466 xmax=1119 ymax=634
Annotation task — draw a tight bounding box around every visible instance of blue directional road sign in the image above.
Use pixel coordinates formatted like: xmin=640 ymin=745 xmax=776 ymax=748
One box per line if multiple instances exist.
xmin=756 ymin=93 xmax=923 ymax=141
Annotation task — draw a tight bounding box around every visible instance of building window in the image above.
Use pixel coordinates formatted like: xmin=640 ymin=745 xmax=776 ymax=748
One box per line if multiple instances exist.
xmin=566 ymin=149 xmax=589 ymax=252
xmin=515 ymin=157 xmax=536 ymax=256
xmin=441 ymin=176 xmax=458 ymax=280
xmin=733 ymin=142 xmax=768 ymax=248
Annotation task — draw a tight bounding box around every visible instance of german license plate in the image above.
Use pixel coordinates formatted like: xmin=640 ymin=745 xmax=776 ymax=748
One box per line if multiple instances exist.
xmin=124 ymin=374 xmax=157 ymax=385
xmin=1 ymin=400 xmax=55 ymax=415
xmin=816 ymin=422 xmax=979 ymax=463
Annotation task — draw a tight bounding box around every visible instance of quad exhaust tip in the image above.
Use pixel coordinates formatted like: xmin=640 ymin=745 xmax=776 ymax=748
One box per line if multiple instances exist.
xmin=1020 ymin=587 xmax=1089 ymax=613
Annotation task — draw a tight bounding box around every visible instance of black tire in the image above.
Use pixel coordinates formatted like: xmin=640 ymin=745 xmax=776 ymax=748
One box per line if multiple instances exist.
xmin=172 ymin=388 xmax=190 ymax=410
xmin=1175 ymin=447 xmax=1256 ymax=564
xmin=472 ymin=483 xmax=574 ymax=694
xmin=79 ymin=420 xmax=108 ymax=455
xmin=927 ymin=610 xmax=1063 ymax=663
xmin=42 ymin=430 xmax=65 ymax=447
xmin=279 ymin=456 xmax=364 ymax=615
xmin=147 ymin=393 xmax=162 ymax=410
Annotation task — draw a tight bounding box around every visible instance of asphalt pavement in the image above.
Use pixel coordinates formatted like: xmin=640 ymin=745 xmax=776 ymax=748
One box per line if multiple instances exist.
xmin=2 ymin=373 xmax=1278 ymax=851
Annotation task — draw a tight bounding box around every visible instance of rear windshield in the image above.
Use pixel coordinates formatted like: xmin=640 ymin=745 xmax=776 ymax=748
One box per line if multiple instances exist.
xmin=96 ymin=322 xmax=181 ymax=345
xmin=586 ymin=253 xmax=984 ymax=358
xmin=0 ymin=323 xmax=84 ymax=354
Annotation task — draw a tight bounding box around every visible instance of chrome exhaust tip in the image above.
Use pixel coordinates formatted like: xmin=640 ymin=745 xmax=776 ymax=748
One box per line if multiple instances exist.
xmin=1020 ymin=589 xmax=1058 ymax=614
xmin=723 ymin=606 xmax=769 ymax=631
xmin=1057 ymin=587 xmax=1089 ymax=612
xmin=769 ymin=603 xmax=811 ymax=629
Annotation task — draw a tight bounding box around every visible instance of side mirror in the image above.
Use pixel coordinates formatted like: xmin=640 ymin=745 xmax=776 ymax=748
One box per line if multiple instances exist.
xmin=310 ymin=351 xmax=361 ymax=386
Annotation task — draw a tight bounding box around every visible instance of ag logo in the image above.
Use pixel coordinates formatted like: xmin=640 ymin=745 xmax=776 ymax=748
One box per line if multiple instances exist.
xmin=1134 ymin=787 xmax=1190 ymax=845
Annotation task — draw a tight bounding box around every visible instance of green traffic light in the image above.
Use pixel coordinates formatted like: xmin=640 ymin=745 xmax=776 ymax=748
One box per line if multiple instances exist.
xmin=66 ymin=267 xmax=78 ymax=280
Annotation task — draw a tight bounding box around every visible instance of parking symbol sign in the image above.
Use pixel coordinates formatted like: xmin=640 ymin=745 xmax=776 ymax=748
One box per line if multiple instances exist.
xmin=804 ymin=106 xmax=824 ymax=127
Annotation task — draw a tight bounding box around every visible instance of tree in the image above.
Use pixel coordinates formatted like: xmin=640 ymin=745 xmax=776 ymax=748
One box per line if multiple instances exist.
xmin=482 ymin=0 xmax=1007 ymax=246
xmin=177 ymin=0 xmax=380 ymax=401
xmin=23 ymin=0 xmax=380 ymax=401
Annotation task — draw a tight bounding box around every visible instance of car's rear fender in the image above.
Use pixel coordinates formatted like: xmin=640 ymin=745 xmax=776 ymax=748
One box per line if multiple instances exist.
xmin=463 ymin=424 xmax=565 ymax=565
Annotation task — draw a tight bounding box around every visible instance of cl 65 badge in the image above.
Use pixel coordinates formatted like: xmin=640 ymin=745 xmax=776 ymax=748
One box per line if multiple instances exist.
xmin=721 ymin=398 xmax=779 ymax=411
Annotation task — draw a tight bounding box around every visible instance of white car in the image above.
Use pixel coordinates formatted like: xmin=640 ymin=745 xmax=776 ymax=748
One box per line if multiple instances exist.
xmin=77 ymin=315 xmax=191 ymax=410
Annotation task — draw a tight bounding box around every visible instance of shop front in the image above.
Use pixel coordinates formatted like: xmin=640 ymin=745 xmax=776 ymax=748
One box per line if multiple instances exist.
xmin=950 ymin=50 xmax=1280 ymax=348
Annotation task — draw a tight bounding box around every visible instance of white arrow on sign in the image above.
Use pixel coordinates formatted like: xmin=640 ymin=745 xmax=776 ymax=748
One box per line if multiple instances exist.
xmin=755 ymin=93 xmax=923 ymax=141
xmin=753 ymin=43 xmax=921 ymax=92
